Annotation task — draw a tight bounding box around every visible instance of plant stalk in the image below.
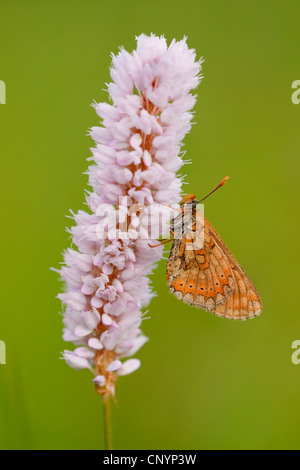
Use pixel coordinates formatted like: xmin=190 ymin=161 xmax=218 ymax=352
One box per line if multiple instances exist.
xmin=103 ymin=395 xmax=113 ymax=450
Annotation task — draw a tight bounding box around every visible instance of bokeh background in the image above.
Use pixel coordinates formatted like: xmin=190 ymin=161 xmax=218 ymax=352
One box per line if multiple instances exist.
xmin=0 ymin=0 xmax=299 ymax=450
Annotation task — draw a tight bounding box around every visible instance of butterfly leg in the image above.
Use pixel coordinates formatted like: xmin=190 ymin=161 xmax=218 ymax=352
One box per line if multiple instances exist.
xmin=148 ymin=238 xmax=174 ymax=248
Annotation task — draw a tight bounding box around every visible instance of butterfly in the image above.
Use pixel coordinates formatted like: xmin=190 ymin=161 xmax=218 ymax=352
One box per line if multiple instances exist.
xmin=164 ymin=177 xmax=263 ymax=320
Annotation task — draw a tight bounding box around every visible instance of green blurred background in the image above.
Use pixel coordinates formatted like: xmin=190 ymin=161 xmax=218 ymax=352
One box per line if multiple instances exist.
xmin=0 ymin=0 xmax=299 ymax=450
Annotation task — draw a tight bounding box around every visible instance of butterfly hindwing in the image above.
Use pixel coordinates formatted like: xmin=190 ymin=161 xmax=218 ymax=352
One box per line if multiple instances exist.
xmin=167 ymin=217 xmax=235 ymax=310
xmin=204 ymin=219 xmax=262 ymax=319
xmin=167 ymin=213 xmax=262 ymax=320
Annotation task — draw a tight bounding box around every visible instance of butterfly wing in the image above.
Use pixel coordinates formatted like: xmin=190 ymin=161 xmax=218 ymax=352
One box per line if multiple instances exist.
xmin=167 ymin=216 xmax=262 ymax=320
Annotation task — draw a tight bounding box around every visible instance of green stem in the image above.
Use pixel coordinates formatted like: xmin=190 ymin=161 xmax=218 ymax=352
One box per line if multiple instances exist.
xmin=103 ymin=396 xmax=113 ymax=450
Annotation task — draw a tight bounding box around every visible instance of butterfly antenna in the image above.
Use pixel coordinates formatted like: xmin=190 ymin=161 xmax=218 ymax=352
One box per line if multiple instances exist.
xmin=198 ymin=176 xmax=229 ymax=203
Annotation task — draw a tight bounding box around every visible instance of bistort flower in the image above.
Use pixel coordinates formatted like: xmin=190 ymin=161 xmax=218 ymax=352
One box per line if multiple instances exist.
xmin=58 ymin=34 xmax=202 ymax=398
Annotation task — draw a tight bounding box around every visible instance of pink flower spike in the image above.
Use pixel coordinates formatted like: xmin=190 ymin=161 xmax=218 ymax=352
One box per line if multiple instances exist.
xmin=57 ymin=34 xmax=202 ymax=398
xmin=106 ymin=360 xmax=122 ymax=372
xmin=74 ymin=347 xmax=95 ymax=359
xmin=63 ymin=351 xmax=91 ymax=371
xmin=118 ymin=359 xmax=141 ymax=376
xmin=93 ymin=375 xmax=106 ymax=387
xmin=88 ymin=338 xmax=104 ymax=350
xmin=102 ymin=313 xmax=113 ymax=326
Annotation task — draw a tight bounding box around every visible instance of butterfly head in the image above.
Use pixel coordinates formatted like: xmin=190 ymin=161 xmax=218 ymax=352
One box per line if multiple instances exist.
xmin=180 ymin=194 xmax=197 ymax=205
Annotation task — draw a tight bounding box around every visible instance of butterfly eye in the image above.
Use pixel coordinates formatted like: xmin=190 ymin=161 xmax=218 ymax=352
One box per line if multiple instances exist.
xmin=216 ymin=283 xmax=219 ymax=286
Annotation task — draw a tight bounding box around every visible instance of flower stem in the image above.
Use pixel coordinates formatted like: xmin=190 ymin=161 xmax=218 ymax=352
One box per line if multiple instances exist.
xmin=103 ymin=395 xmax=113 ymax=450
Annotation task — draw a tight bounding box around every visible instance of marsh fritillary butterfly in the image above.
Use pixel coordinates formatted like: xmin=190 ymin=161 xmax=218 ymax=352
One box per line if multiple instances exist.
xmin=164 ymin=177 xmax=263 ymax=320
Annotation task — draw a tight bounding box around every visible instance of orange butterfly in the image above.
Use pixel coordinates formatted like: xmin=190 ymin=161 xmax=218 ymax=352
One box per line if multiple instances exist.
xmin=157 ymin=177 xmax=262 ymax=320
